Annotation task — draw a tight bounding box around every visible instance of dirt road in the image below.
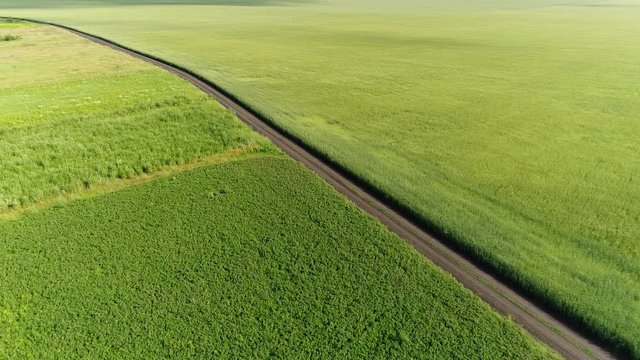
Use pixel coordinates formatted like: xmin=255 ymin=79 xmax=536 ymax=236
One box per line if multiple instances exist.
xmin=14 ymin=18 xmax=620 ymax=360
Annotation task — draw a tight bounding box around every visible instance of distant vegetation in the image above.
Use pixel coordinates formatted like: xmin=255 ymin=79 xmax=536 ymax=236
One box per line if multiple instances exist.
xmin=0 ymin=0 xmax=310 ymax=8
xmin=0 ymin=156 xmax=556 ymax=359
xmin=0 ymin=18 xmax=35 ymax=29
xmin=2 ymin=0 xmax=636 ymax=356
xmin=0 ymin=34 xmax=20 ymax=41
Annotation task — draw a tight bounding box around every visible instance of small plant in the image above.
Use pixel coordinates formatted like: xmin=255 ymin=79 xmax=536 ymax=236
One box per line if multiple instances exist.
xmin=0 ymin=34 xmax=21 ymax=42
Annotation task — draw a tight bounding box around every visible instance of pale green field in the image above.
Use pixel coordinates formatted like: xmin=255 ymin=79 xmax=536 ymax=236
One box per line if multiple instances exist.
xmin=2 ymin=0 xmax=640 ymax=356
xmin=0 ymin=21 xmax=266 ymax=210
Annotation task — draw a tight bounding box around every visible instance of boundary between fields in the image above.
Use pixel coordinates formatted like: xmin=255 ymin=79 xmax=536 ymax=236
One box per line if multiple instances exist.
xmin=0 ymin=146 xmax=263 ymax=221
xmin=4 ymin=17 xmax=623 ymax=360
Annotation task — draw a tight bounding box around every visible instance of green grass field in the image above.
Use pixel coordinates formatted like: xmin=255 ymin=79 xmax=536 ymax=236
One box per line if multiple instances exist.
xmin=2 ymin=0 xmax=637 ymax=356
xmin=0 ymin=19 xmax=556 ymax=358
xmin=0 ymin=156 xmax=556 ymax=359
xmin=0 ymin=21 xmax=268 ymax=212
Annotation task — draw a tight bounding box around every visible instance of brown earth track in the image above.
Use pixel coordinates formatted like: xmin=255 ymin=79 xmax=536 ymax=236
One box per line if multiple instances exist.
xmin=10 ymin=17 xmax=620 ymax=360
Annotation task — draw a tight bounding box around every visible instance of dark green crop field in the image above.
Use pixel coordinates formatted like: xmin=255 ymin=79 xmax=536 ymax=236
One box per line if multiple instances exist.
xmin=0 ymin=156 xmax=555 ymax=359
xmin=3 ymin=0 xmax=637 ymax=355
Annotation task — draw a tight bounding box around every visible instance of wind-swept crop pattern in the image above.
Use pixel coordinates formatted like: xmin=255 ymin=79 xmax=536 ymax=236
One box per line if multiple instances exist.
xmin=0 ymin=22 xmax=267 ymax=212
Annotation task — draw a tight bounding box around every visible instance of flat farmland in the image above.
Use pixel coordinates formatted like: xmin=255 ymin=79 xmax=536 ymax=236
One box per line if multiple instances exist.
xmin=0 ymin=20 xmax=556 ymax=358
xmin=3 ymin=0 xmax=638 ymax=356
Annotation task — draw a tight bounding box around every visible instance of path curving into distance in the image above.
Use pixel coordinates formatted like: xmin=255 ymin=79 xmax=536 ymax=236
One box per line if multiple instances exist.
xmin=9 ymin=17 xmax=620 ymax=360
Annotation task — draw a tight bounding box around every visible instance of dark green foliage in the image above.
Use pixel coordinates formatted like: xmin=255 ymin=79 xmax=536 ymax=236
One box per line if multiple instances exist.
xmin=0 ymin=157 xmax=555 ymax=359
xmin=0 ymin=34 xmax=20 ymax=41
